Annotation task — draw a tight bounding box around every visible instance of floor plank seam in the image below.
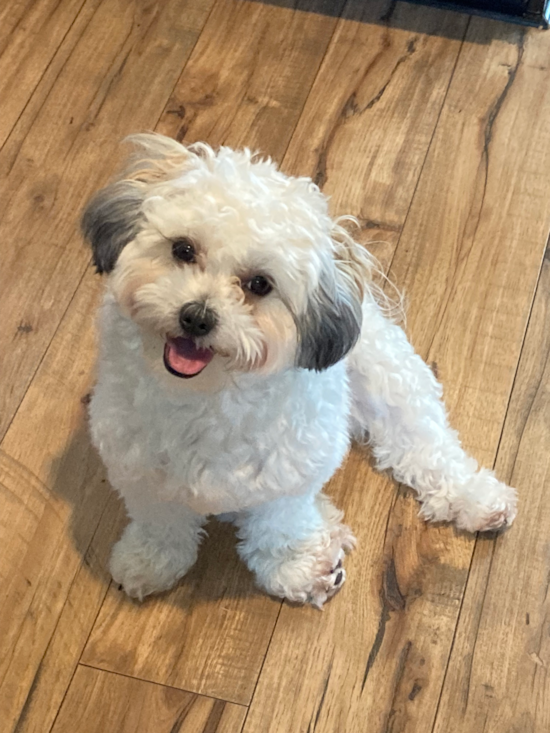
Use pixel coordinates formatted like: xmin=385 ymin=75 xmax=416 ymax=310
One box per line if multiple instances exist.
xmin=240 ymin=600 xmax=284 ymax=729
xmin=429 ymin=537 xmax=497 ymax=733
xmin=276 ymin=0 xmax=348 ymax=168
xmin=0 ymin=0 xmax=93 ymax=157
xmin=430 ymin=229 xmax=550 ymax=733
xmin=3 ymin=1 xmax=103 ymax=184
xmin=25 ymin=494 xmax=114 ymax=733
xmin=0 ymin=260 xmax=91 ymax=447
xmin=76 ymin=662 xmax=249 ymax=708
xmin=385 ymin=17 xmax=471 ymax=306
xmin=490 ymin=231 xmax=550 ymax=484
xmin=150 ymin=0 xmax=221 ymax=142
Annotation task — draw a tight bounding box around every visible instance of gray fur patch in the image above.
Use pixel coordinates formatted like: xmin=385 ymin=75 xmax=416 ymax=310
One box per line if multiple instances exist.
xmin=81 ymin=181 xmax=143 ymax=274
xmin=295 ymin=276 xmax=362 ymax=371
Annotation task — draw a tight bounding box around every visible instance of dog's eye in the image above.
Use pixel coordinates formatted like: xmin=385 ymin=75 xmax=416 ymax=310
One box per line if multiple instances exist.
xmin=245 ymin=275 xmax=272 ymax=296
xmin=172 ymin=238 xmax=196 ymax=263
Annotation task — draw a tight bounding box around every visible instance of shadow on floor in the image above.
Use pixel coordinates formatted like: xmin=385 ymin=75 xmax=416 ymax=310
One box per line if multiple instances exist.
xmin=243 ymin=0 xmax=525 ymax=43
xmin=49 ymin=422 xmax=262 ymax=608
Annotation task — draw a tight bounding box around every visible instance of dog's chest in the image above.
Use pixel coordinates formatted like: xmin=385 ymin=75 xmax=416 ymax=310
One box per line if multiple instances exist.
xmin=100 ymin=364 xmax=351 ymax=514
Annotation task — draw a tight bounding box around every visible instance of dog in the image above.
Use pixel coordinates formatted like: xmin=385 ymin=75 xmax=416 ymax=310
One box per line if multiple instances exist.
xmin=82 ymin=134 xmax=517 ymax=608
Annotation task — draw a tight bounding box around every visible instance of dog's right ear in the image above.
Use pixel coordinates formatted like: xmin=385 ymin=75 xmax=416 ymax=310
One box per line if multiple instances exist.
xmin=81 ymin=181 xmax=144 ymax=274
xmin=82 ymin=134 xmax=204 ymax=273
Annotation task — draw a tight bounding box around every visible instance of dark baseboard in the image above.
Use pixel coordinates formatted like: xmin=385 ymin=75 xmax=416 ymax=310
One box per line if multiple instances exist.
xmin=404 ymin=0 xmax=550 ymax=26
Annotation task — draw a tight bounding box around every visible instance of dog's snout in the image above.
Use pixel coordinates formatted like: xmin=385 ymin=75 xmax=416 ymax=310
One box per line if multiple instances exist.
xmin=179 ymin=302 xmax=217 ymax=337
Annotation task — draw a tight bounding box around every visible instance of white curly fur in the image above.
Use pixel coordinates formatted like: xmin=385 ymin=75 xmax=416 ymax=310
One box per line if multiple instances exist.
xmin=84 ymin=134 xmax=517 ymax=608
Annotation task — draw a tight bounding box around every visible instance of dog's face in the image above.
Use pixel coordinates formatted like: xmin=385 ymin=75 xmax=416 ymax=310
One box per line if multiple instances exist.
xmin=82 ymin=135 xmax=370 ymax=389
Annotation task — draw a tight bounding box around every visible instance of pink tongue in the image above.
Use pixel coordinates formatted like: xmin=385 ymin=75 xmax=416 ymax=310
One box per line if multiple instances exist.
xmin=164 ymin=337 xmax=213 ymax=377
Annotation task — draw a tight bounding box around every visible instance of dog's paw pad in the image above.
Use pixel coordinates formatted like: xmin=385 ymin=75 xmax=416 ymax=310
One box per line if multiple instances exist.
xmin=477 ymin=502 xmax=516 ymax=532
xmin=331 ymin=558 xmax=343 ymax=573
xmin=255 ymin=520 xmax=356 ymax=609
xmin=308 ymin=565 xmax=347 ymax=609
xmin=449 ymin=476 xmax=517 ymax=534
xmin=307 ymin=534 xmax=355 ymax=609
xmin=456 ymin=489 xmax=517 ymax=533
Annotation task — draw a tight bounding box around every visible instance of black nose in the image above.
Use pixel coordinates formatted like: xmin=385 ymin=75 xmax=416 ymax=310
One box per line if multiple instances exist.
xmin=179 ymin=301 xmax=217 ymax=337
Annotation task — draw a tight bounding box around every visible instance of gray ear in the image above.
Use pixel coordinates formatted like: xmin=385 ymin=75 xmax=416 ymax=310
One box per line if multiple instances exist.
xmin=295 ymin=276 xmax=362 ymax=371
xmin=81 ymin=181 xmax=144 ymax=274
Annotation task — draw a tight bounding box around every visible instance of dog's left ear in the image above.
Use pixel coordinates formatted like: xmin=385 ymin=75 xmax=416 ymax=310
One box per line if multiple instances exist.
xmin=295 ymin=233 xmax=371 ymax=371
xmin=81 ymin=181 xmax=144 ymax=274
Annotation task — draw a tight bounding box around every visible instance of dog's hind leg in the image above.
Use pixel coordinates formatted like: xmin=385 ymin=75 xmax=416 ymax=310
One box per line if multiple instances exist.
xmin=347 ymin=300 xmax=517 ymax=532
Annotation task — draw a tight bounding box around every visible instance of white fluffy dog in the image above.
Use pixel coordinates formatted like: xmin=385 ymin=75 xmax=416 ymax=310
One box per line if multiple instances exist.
xmin=82 ymin=134 xmax=517 ymax=608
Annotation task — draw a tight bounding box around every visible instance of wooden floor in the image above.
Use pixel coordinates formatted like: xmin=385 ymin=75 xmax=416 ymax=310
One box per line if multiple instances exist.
xmin=2 ymin=1 xmax=550 ymax=731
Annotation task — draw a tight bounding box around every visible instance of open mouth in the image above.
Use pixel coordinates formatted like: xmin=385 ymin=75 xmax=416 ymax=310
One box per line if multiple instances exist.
xmin=163 ymin=337 xmax=214 ymax=379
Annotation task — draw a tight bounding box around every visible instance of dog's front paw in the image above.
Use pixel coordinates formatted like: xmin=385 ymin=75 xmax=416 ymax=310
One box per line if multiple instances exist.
xmin=110 ymin=521 xmax=198 ymax=600
xmin=252 ymin=523 xmax=356 ymax=609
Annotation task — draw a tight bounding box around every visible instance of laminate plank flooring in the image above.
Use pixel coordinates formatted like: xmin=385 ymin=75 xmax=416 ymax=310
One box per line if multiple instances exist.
xmin=2 ymin=2 xmax=549 ymax=731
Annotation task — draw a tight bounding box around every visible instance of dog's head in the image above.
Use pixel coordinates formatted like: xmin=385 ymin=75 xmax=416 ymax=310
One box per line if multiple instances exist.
xmin=82 ymin=134 xmax=373 ymax=387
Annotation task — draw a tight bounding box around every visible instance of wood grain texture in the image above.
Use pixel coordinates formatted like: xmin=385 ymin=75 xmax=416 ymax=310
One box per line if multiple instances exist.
xmin=2 ymin=3 xmax=550 ymax=733
xmin=82 ymin=518 xmax=281 ymax=705
xmin=243 ymin=18 xmax=550 ymax=733
xmin=157 ymin=0 xmax=345 ymax=160
xmin=51 ymin=665 xmax=246 ymax=733
xmin=347 ymin=17 xmax=550 ymax=732
xmin=388 ymin=21 xmax=550 ymax=464
xmin=0 ymin=0 xmax=214 ymax=442
xmin=2 ymin=493 xmax=125 ymax=733
xmin=283 ymin=0 xmax=468 ymax=254
xmin=433 ymin=257 xmax=550 ymax=733
xmin=0 ymin=0 xmax=103 ymax=168
xmin=0 ymin=0 xmax=86 ymax=148
xmin=0 ymin=269 xmax=112 ymax=733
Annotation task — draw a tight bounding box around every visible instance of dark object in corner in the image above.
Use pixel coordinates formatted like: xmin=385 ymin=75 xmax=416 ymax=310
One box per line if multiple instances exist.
xmin=405 ymin=0 xmax=549 ymax=27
